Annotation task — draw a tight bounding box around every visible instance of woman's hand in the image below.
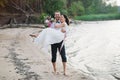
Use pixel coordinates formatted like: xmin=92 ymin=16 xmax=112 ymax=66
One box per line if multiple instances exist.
xmin=61 ymin=28 xmax=66 ymax=33
xmin=54 ymin=23 xmax=60 ymax=28
xmin=55 ymin=23 xmax=65 ymax=28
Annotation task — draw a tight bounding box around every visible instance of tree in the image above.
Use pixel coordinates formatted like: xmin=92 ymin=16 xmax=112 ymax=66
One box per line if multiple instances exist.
xmin=0 ymin=0 xmax=8 ymax=7
xmin=43 ymin=0 xmax=66 ymax=16
xmin=80 ymin=0 xmax=93 ymax=14
xmin=68 ymin=1 xmax=85 ymax=16
xmin=86 ymin=0 xmax=104 ymax=14
xmin=80 ymin=0 xmax=118 ymax=14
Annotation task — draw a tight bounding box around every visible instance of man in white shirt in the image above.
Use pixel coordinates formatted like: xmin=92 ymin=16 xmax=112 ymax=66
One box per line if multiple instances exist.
xmin=51 ymin=11 xmax=67 ymax=75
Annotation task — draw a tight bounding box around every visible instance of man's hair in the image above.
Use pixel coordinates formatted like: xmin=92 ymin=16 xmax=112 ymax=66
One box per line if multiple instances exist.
xmin=55 ymin=10 xmax=60 ymax=15
xmin=55 ymin=10 xmax=60 ymax=13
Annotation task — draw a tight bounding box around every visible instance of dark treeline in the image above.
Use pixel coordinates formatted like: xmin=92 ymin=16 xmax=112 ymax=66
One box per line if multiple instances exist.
xmin=0 ymin=0 xmax=119 ymax=16
xmin=0 ymin=0 xmax=119 ymax=25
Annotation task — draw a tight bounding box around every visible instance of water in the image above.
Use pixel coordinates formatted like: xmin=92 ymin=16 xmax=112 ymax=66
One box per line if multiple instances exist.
xmin=66 ymin=20 xmax=120 ymax=80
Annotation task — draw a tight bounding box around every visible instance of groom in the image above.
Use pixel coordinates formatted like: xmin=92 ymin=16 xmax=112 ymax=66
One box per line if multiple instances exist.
xmin=51 ymin=11 xmax=67 ymax=75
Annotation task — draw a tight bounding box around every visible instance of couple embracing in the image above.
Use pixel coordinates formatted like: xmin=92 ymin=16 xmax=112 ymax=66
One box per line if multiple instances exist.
xmin=30 ymin=11 xmax=69 ymax=75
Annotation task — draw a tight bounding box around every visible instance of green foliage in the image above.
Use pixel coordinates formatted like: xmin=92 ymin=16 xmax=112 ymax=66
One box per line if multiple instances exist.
xmin=80 ymin=0 xmax=118 ymax=15
xmin=61 ymin=9 xmax=68 ymax=15
xmin=38 ymin=13 xmax=48 ymax=24
xmin=68 ymin=1 xmax=85 ymax=16
xmin=75 ymin=14 xmax=120 ymax=21
xmin=32 ymin=13 xmax=47 ymax=24
xmin=80 ymin=0 xmax=93 ymax=12
xmin=104 ymin=5 xmax=118 ymax=13
xmin=43 ymin=0 xmax=66 ymax=16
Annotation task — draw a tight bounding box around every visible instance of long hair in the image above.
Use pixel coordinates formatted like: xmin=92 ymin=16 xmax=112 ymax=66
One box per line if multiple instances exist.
xmin=62 ymin=14 xmax=69 ymax=26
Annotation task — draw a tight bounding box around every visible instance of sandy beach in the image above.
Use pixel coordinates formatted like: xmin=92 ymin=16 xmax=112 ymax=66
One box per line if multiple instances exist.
xmin=0 ymin=27 xmax=93 ymax=80
xmin=0 ymin=20 xmax=120 ymax=80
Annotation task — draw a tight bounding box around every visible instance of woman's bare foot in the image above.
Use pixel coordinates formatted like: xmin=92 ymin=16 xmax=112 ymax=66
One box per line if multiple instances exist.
xmin=29 ymin=34 xmax=37 ymax=38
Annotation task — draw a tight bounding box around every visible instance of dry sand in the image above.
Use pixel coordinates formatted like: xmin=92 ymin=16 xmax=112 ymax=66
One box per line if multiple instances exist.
xmin=0 ymin=27 xmax=93 ymax=80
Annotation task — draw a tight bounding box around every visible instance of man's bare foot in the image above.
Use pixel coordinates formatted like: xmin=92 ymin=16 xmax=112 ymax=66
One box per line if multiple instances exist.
xmin=63 ymin=73 xmax=66 ymax=75
xmin=52 ymin=71 xmax=59 ymax=75
xmin=63 ymin=72 xmax=69 ymax=76
xmin=29 ymin=34 xmax=37 ymax=38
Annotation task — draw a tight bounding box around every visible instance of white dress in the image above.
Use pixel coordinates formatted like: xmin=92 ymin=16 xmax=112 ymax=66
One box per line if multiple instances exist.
xmin=34 ymin=22 xmax=68 ymax=48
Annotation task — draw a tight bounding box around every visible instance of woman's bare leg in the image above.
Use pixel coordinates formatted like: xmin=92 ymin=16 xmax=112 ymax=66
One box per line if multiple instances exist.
xmin=29 ymin=34 xmax=37 ymax=37
xmin=29 ymin=34 xmax=39 ymax=38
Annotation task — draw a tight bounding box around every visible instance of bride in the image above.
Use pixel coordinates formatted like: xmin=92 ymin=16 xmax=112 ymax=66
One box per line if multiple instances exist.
xmin=30 ymin=14 xmax=69 ymax=48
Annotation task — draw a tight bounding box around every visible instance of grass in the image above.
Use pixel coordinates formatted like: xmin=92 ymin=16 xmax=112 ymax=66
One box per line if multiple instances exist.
xmin=74 ymin=13 xmax=120 ymax=21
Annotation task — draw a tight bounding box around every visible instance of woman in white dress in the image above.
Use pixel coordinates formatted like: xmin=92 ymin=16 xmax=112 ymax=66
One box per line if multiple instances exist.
xmin=30 ymin=15 xmax=69 ymax=49
xmin=30 ymin=14 xmax=69 ymax=75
